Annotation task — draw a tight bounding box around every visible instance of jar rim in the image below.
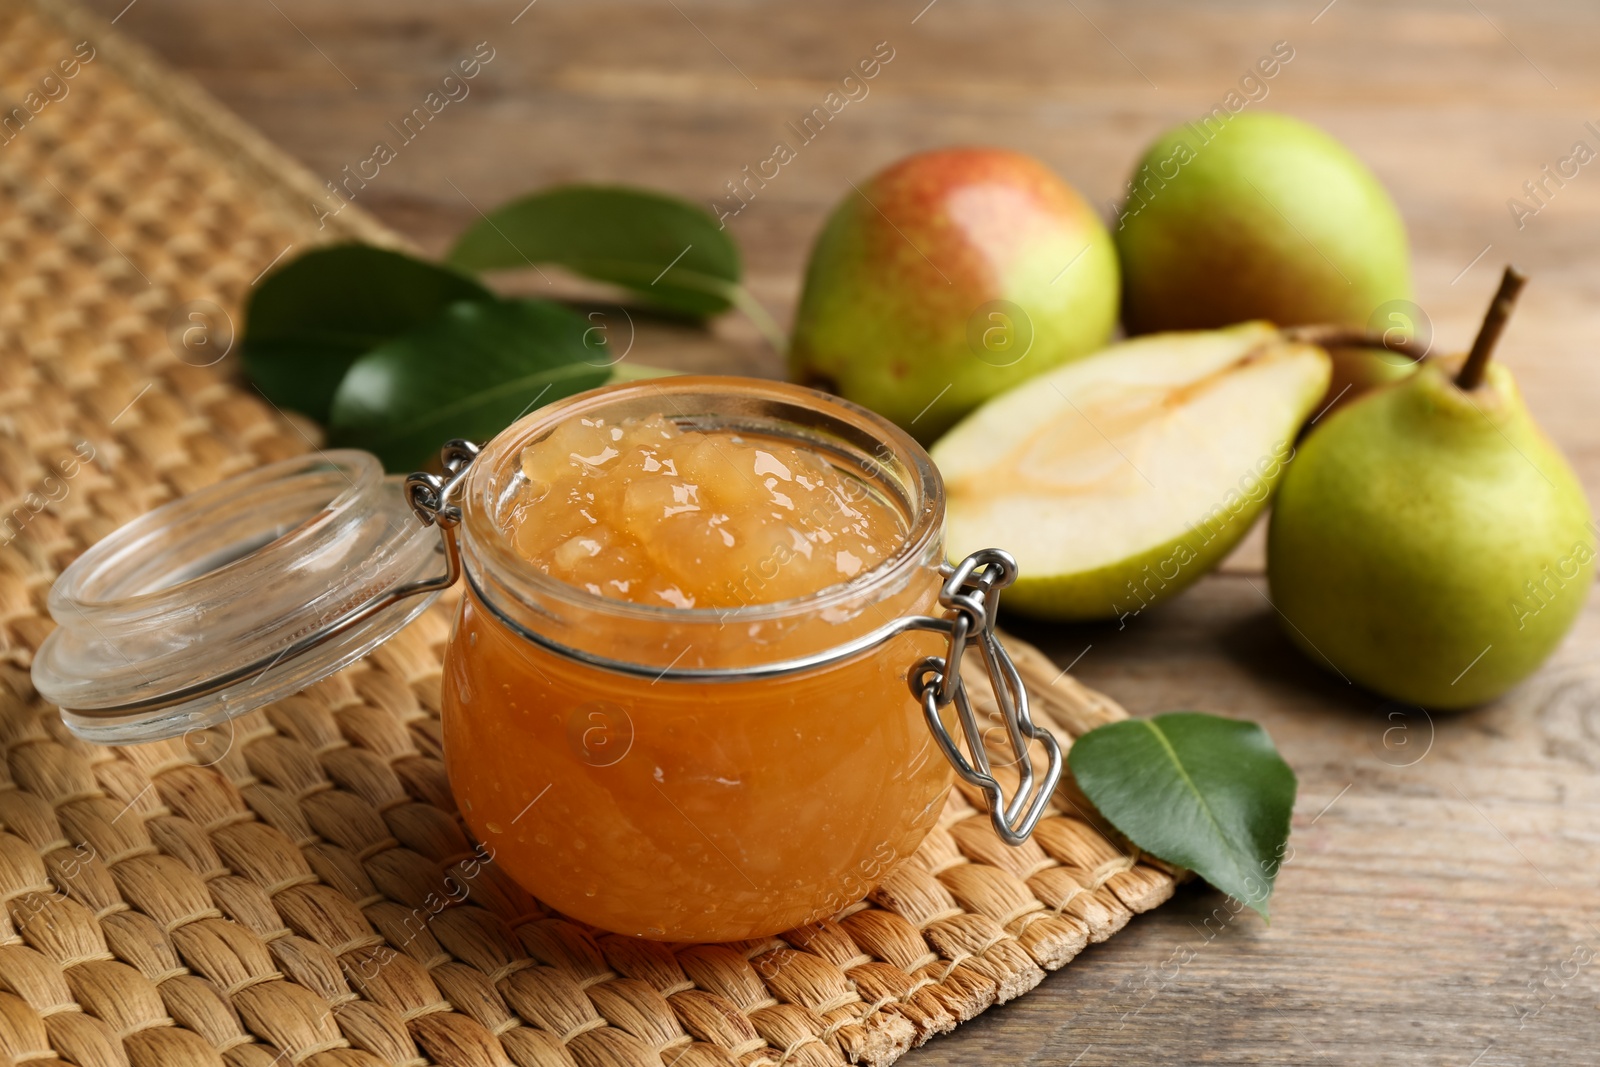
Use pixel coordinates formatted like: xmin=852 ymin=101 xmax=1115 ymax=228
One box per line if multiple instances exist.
xmin=459 ymin=375 xmax=945 ymax=626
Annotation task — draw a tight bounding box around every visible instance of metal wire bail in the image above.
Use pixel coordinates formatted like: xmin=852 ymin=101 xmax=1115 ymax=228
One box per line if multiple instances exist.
xmin=405 ymin=439 xmax=480 ymax=530
xmin=403 ymin=439 xmax=479 ymax=586
xmin=907 ymin=549 xmax=1064 ymax=846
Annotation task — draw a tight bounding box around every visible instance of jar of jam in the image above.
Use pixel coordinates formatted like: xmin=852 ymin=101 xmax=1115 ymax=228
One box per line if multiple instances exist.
xmin=33 ymin=376 xmax=1062 ymax=942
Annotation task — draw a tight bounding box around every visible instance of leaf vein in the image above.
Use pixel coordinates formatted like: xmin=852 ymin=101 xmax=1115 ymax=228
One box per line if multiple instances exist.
xmin=1139 ymin=719 xmax=1247 ymax=869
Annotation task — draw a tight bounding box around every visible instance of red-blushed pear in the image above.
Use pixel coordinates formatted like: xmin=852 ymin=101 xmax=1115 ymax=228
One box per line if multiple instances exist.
xmin=1268 ymin=269 xmax=1596 ymax=709
xmin=789 ymin=147 xmax=1118 ymax=442
xmin=1115 ymin=112 xmax=1416 ymax=412
xmin=1116 ymin=112 xmax=1412 ymax=334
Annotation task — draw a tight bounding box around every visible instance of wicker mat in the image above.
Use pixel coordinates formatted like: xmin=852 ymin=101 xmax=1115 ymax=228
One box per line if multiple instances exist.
xmin=0 ymin=3 xmax=1178 ymax=1065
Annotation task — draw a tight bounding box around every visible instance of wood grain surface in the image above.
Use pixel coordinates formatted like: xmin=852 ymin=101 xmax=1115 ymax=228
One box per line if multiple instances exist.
xmin=66 ymin=1 xmax=1600 ymax=1063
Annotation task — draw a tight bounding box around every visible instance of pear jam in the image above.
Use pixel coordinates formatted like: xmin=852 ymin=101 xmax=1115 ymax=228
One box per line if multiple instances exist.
xmin=442 ymin=394 xmax=952 ymax=942
xmin=506 ymin=412 xmax=905 ymax=607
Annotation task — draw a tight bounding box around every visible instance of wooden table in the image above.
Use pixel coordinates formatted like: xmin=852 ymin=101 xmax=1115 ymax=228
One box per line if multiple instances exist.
xmin=79 ymin=0 xmax=1600 ymax=1062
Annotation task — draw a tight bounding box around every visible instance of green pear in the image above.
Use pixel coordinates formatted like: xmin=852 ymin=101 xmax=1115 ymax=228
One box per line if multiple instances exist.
xmin=931 ymin=322 xmax=1329 ymax=621
xmin=1116 ymin=111 xmax=1412 ymax=336
xmin=790 ymin=147 xmax=1119 ymax=442
xmin=1267 ymin=271 xmax=1595 ymax=708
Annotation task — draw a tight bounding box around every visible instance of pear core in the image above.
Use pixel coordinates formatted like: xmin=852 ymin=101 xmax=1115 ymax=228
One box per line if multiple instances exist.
xmin=932 ymin=322 xmax=1330 ymax=620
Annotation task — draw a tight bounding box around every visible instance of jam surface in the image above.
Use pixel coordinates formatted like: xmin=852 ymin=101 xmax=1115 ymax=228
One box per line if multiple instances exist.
xmin=507 ymin=413 xmax=905 ymax=608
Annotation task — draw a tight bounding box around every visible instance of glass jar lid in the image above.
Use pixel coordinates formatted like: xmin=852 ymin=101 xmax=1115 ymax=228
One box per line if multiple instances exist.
xmin=32 ymin=450 xmax=447 ymax=744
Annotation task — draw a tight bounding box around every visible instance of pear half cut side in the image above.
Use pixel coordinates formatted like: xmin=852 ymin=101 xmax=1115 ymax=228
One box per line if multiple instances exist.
xmin=930 ymin=321 xmax=1330 ymax=621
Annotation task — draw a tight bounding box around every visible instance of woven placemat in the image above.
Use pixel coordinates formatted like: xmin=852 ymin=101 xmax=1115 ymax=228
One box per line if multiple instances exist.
xmin=0 ymin=3 xmax=1178 ymax=1064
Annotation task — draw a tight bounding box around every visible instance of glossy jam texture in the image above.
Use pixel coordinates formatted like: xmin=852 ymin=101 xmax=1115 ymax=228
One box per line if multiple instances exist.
xmin=506 ymin=413 xmax=905 ymax=608
xmin=444 ymin=590 xmax=951 ymax=941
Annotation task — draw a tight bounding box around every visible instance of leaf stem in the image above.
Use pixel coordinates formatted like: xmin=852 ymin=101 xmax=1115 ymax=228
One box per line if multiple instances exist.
xmin=1281 ymin=323 xmax=1431 ymax=364
xmin=726 ymin=283 xmax=788 ymax=356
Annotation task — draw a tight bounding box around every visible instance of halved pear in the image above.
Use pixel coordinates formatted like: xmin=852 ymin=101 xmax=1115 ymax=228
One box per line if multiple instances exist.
xmin=930 ymin=321 xmax=1330 ymax=621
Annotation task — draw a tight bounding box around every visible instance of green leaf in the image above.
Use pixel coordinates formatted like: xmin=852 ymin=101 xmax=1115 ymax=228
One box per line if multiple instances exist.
xmin=242 ymin=244 xmax=493 ymax=421
xmin=328 ymin=298 xmax=614 ymax=472
xmin=446 ymin=185 xmax=741 ymax=318
xmin=1068 ymin=712 xmax=1296 ymax=918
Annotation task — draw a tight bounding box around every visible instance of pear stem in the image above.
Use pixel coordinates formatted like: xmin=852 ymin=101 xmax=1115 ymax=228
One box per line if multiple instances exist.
xmin=1456 ymin=266 xmax=1527 ymax=390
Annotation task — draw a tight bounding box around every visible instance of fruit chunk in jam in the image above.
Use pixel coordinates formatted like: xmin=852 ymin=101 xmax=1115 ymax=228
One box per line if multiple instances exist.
xmin=506 ymin=413 xmax=906 ymax=607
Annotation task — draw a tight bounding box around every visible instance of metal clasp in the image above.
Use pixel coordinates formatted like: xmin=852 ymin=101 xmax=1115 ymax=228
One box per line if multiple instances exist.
xmin=403 ymin=439 xmax=480 ymax=588
xmin=907 ymin=549 xmax=1064 ymax=846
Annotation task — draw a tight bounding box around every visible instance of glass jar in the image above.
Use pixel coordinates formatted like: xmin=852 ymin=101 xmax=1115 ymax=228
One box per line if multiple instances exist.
xmin=445 ymin=377 xmax=953 ymax=940
xmin=33 ymin=376 xmax=1061 ymax=943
